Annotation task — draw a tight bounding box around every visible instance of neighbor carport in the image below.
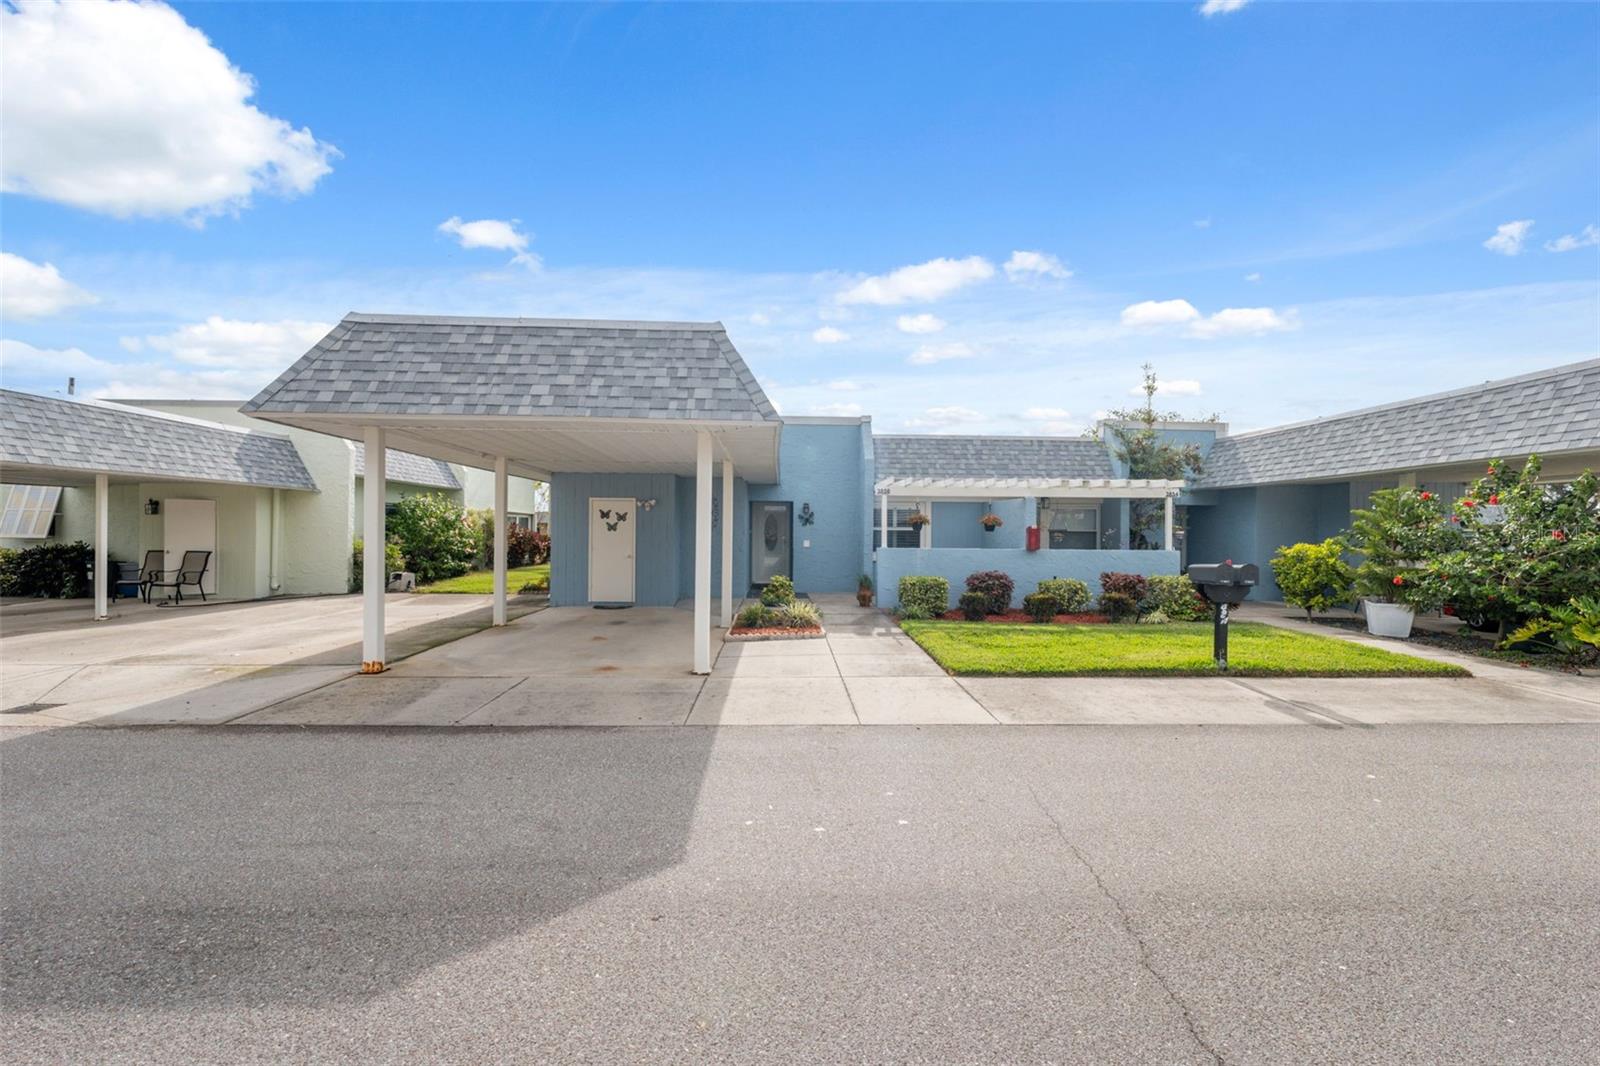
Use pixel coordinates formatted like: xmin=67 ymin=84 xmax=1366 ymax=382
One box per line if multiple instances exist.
xmin=241 ymin=314 xmax=782 ymax=675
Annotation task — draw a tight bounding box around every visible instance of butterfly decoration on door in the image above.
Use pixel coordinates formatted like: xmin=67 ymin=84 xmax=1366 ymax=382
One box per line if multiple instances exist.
xmin=599 ymin=507 xmax=629 ymax=533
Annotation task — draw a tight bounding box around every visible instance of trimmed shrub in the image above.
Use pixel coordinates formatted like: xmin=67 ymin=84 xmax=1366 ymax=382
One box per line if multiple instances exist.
xmin=351 ymin=537 xmax=405 ymax=593
xmin=771 ymin=601 xmax=822 ymax=628
xmin=1099 ymin=571 xmax=1149 ymax=606
xmin=964 ymin=570 xmax=1015 ymax=614
xmin=0 ymin=541 xmax=93 ymax=598
xmin=388 ymin=494 xmax=481 ymax=585
xmin=1146 ymin=574 xmax=1209 ymax=621
xmin=1137 ymin=609 xmax=1172 ymax=625
xmin=1037 ymin=578 xmax=1091 ymax=614
xmin=759 ymin=574 xmax=796 ymax=606
xmin=1099 ymin=591 xmax=1140 ymax=623
xmin=1022 ymin=592 xmax=1059 ymax=623
xmin=896 ymin=603 xmax=933 ymax=622
xmin=898 ymin=575 xmax=949 ymax=616
xmin=1270 ymin=539 xmax=1355 ymax=620
xmin=957 ymin=591 xmax=988 ymax=621
xmin=736 ymin=603 xmax=775 ymax=628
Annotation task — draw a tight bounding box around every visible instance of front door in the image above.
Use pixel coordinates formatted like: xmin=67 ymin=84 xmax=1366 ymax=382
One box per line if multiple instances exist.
xmin=750 ymin=501 xmax=792 ymax=586
xmin=587 ymin=497 xmax=636 ymax=603
xmin=163 ymin=498 xmax=217 ymax=595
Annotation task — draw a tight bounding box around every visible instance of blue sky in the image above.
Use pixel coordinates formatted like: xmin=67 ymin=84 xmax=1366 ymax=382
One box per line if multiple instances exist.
xmin=2 ymin=0 xmax=1596 ymax=435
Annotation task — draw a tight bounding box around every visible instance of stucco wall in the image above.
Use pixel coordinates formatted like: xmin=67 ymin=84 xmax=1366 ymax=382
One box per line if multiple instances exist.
xmin=876 ymin=547 xmax=1181 ymax=610
xmin=456 ymin=465 xmax=540 ymax=514
xmin=1186 ymin=481 xmax=1355 ymax=601
xmin=747 ymin=421 xmax=870 ymax=594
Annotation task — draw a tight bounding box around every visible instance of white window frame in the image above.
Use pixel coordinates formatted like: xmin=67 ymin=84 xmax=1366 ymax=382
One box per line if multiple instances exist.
xmin=874 ymin=502 xmax=925 ymax=549
xmin=0 ymin=485 xmax=62 ymax=539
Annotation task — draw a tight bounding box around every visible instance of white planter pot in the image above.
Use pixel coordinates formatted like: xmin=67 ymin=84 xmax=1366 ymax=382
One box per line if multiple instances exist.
xmin=1363 ymin=600 xmax=1415 ymax=639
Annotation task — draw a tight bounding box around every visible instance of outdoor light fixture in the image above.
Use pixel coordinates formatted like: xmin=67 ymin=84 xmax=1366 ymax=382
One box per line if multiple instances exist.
xmin=144 ymin=499 xmax=160 ymax=516
xmin=639 ymin=498 xmax=656 ymax=511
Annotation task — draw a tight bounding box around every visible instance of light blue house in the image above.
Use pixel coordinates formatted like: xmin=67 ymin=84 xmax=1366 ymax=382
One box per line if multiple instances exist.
xmin=239 ymin=314 xmax=1597 ymax=673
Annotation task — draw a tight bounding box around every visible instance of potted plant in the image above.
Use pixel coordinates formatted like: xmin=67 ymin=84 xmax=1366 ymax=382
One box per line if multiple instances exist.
xmin=979 ymin=512 xmax=1004 ymax=532
xmin=856 ymin=573 xmax=873 ymax=607
xmin=906 ymin=511 xmax=931 ymax=529
xmin=1346 ymin=488 xmax=1458 ymax=638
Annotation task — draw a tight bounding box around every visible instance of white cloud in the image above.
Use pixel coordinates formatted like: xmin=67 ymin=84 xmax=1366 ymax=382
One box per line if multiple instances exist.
xmin=748 ymin=312 xmax=771 ymax=326
xmin=438 ymin=216 xmax=539 ymax=268
xmin=1120 ymin=299 xmax=1201 ymax=327
xmin=0 ymin=252 xmax=97 ymax=319
xmin=1188 ymin=307 xmax=1297 ymax=338
xmin=0 ymin=337 xmax=260 ymax=398
xmin=825 ymin=379 xmax=861 ymax=391
xmin=1193 ymin=217 xmax=1213 ymax=229
xmin=1545 ymin=224 xmax=1600 ymax=253
xmin=906 ymin=342 xmax=977 ymax=366
xmin=1003 ymin=250 xmax=1071 ymax=282
xmin=1131 ymin=379 xmax=1203 ymax=396
xmin=811 ymin=326 xmax=849 ymax=344
xmin=838 ymin=256 xmax=995 ymax=305
xmin=1024 ymin=407 xmax=1072 ymax=421
xmin=1244 ymin=272 xmax=1262 ymax=282
xmin=1483 ymin=219 xmax=1534 ymax=256
xmin=1 ymin=0 xmax=336 ymax=222
xmin=896 ymin=313 xmax=947 ymax=334
xmin=903 ymin=405 xmax=986 ymax=430
xmin=807 ymin=402 xmax=863 ymax=417
xmin=1199 ymin=0 xmax=1250 ymax=15
xmin=136 ymin=316 xmax=333 ymax=370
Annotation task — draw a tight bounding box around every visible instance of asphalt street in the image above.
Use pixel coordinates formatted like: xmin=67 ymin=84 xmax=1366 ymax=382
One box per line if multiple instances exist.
xmin=2 ymin=723 xmax=1596 ymax=1065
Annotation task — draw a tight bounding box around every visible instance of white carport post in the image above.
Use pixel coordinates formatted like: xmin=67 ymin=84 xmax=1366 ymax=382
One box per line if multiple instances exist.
xmin=879 ymin=489 xmax=889 ymax=549
xmin=361 ymin=426 xmax=386 ymax=673
xmin=493 ymin=456 xmax=508 ymax=626
xmin=694 ymin=430 xmax=713 ymax=674
xmin=720 ymin=458 xmax=734 ymax=628
xmin=1163 ymin=494 xmax=1175 ymax=550
xmin=93 ymin=473 xmax=108 ymax=621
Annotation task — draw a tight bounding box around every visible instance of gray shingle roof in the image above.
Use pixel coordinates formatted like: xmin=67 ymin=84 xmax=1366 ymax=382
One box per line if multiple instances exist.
xmin=352 ymin=444 xmax=459 ymax=489
xmin=0 ymin=389 xmax=316 ymax=490
xmin=875 ymin=435 xmax=1114 ymax=482
xmin=1198 ymin=360 xmax=1600 ymax=488
xmin=242 ymin=313 xmax=779 ymax=422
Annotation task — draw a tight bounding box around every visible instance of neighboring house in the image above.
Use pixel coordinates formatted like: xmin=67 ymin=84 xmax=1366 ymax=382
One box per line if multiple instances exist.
xmin=0 ymin=392 xmax=543 ymax=602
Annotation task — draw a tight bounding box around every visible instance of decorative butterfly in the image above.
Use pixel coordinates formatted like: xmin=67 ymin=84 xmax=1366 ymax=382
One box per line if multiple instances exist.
xmin=617 ymin=511 xmax=628 ymax=522
xmin=598 ymin=509 xmax=611 ymax=519
xmin=604 ymin=520 xmax=620 ymax=532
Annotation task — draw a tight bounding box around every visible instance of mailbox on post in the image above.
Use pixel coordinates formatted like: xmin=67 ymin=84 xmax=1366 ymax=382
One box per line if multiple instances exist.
xmin=1186 ymin=562 xmax=1260 ymax=672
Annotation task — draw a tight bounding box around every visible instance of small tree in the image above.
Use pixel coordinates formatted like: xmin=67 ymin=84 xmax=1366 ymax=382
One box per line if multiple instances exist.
xmin=387 ymin=494 xmax=482 ymax=584
xmin=1094 ymin=364 xmax=1216 ymax=548
xmin=1345 ymin=488 xmax=1458 ymax=612
xmin=1437 ymin=456 xmax=1600 ymax=642
xmin=1270 ymin=539 xmax=1355 ymax=619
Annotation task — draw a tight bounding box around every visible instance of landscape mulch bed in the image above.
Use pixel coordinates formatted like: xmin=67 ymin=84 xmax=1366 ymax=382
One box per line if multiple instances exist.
xmin=935 ymin=609 xmax=1110 ymax=625
xmin=726 ymin=626 xmax=826 ymax=642
xmin=1308 ymin=616 xmax=1593 ymax=675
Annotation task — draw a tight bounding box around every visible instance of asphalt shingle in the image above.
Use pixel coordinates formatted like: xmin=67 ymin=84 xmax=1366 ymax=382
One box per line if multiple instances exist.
xmin=874 ymin=435 xmax=1115 ymax=482
xmin=1 ymin=390 xmax=317 ymax=490
xmin=1197 ymin=360 xmax=1600 ymax=488
xmin=351 ymin=444 xmax=459 ymax=489
xmin=242 ymin=314 xmax=779 ymax=422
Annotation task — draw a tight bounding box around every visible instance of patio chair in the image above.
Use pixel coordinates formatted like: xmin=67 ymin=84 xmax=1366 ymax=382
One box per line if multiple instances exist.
xmin=129 ymin=550 xmax=164 ymax=603
xmin=146 ymin=549 xmax=213 ymax=604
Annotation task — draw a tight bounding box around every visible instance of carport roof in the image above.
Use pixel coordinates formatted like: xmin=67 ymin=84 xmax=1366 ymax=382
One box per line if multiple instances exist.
xmin=1196 ymin=359 xmax=1600 ymax=488
xmin=0 ymin=388 xmax=317 ymax=490
xmin=241 ymin=313 xmax=784 ymax=481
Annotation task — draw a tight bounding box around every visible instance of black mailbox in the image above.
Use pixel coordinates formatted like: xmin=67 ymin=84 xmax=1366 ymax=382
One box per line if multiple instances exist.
xmin=1185 ymin=562 xmax=1260 ymax=671
xmin=1187 ymin=562 xmax=1260 ymax=606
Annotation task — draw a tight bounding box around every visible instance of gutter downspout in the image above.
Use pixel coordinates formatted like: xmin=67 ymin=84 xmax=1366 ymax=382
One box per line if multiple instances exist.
xmin=269 ymin=489 xmax=284 ymax=594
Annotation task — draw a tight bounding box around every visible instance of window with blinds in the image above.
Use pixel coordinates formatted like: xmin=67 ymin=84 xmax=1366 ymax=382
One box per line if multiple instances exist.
xmin=873 ymin=505 xmax=923 ymax=548
xmin=0 ymin=485 xmax=63 ymax=539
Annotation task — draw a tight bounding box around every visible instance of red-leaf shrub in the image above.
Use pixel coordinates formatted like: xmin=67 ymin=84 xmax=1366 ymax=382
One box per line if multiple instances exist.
xmin=1099 ymin=571 xmax=1149 ymax=604
xmin=964 ymin=570 xmax=1015 ymax=614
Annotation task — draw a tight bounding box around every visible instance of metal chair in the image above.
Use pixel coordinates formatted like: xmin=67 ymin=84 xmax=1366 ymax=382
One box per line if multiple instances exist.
xmin=133 ymin=550 xmax=164 ymax=603
xmin=146 ymin=550 xmax=213 ymax=604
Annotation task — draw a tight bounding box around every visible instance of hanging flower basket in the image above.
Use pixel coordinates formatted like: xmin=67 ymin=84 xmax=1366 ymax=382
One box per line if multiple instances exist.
xmin=906 ymin=511 xmax=932 ymax=528
xmin=979 ymin=512 xmax=1003 ymax=532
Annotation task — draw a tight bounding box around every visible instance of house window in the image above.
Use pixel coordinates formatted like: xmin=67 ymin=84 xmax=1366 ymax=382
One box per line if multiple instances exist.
xmin=0 ymin=485 xmax=62 ymax=539
xmin=509 ymin=514 xmax=532 ymax=530
xmin=874 ymin=505 xmax=923 ymax=548
xmin=1039 ymin=499 xmax=1099 ymax=550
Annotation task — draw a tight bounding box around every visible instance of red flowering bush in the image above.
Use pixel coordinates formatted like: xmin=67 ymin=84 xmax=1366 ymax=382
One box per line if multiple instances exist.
xmin=964 ymin=570 xmax=1015 ymax=614
xmin=1345 ymin=488 xmax=1458 ymax=610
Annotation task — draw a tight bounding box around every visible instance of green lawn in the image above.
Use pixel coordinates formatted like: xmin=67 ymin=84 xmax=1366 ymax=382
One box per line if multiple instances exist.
xmin=898 ymin=620 xmax=1468 ymax=677
xmin=416 ymin=564 xmax=549 ymax=595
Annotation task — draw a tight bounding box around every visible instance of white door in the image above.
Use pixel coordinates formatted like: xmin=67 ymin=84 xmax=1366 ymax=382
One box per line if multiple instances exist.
xmin=163 ymin=498 xmax=218 ymax=595
xmin=587 ymin=497 xmax=636 ymax=603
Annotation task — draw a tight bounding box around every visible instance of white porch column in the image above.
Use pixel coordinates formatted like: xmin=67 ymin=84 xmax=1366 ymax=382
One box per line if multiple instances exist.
xmin=918 ymin=500 xmax=931 ymax=549
xmin=720 ymin=458 xmax=734 ymax=628
xmin=1163 ymin=495 xmax=1175 ymax=550
xmin=362 ymin=426 xmax=387 ymax=673
xmin=879 ymin=490 xmax=888 ymax=550
xmin=693 ymin=431 xmax=713 ymax=674
xmin=493 ymin=455 xmax=508 ymax=626
xmin=93 ymin=473 xmax=108 ymax=621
